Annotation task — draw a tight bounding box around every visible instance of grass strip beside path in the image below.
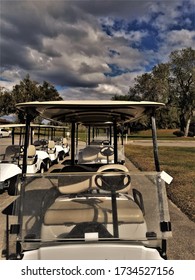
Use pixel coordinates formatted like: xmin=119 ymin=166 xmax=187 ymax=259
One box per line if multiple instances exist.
xmin=125 ymin=144 xmax=195 ymax=223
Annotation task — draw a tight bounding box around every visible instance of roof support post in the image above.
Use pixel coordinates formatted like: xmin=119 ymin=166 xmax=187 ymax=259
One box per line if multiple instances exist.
xmin=109 ymin=125 xmax=112 ymax=145
xmin=151 ymin=111 xmax=160 ymax=172
xmin=30 ymin=127 xmax=34 ymax=144
xmin=75 ymin=123 xmax=79 ymax=163
xmin=88 ymin=125 xmax=91 ymax=145
xmin=22 ymin=114 xmax=31 ymax=175
xmin=71 ymin=121 xmax=75 ymax=165
xmin=113 ymin=119 xmax=118 ymax=163
xmin=11 ymin=127 xmax=15 ymax=145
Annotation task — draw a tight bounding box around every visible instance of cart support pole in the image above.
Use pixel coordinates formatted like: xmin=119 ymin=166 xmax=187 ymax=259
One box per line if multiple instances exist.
xmin=113 ymin=120 xmax=118 ymax=163
xmin=151 ymin=112 xmax=160 ymax=172
xmin=88 ymin=125 xmax=91 ymax=145
xmin=71 ymin=121 xmax=75 ymax=165
xmin=12 ymin=128 xmax=15 ymax=145
xmin=22 ymin=114 xmax=31 ymax=175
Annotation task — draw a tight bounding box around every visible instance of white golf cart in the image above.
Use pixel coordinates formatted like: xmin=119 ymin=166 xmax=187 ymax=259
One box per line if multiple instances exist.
xmin=2 ymin=100 xmax=172 ymax=260
xmin=33 ymin=124 xmax=70 ymax=164
xmin=0 ymin=124 xmax=47 ymax=195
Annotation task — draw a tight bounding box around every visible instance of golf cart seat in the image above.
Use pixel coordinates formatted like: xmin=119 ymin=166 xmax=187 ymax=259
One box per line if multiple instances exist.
xmin=44 ymin=197 xmax=144 ymax=225
xmin=27 ymin=145 xmax=37 ymax=165
xmin=79 ymin=146 xmax=100 ymax=162
xmin=62 ymin=138 xmax=68 ymax=147
xmin=47 ymin=140 xmax=56 ymax=154
xmin=58 ymin=165 xmax=93 ymax=194
xmin=3 ymin=145 xmax=20 ymax=162
xmin=41 ymin=196 xmax=145 ymax=240
xmin=78 ymin=145 xmax=114 ymax=163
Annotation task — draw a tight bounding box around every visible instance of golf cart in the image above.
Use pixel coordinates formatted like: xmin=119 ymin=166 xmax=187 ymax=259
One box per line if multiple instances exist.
xmin=2 ymin=100 xmax=172 ymax=260
xmin=0 ymin=124 xmax=47 ymax=195
xmin=33 ymin=124 xmax=70 ymax=164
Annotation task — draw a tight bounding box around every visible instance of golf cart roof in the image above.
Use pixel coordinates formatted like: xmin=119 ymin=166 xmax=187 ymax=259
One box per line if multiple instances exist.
xmin=16 ymin=100 xmax=164 ymax=124
xmin=0 ymin=124 xmax=68 ymax=129
xmin=0 ymin=124 xmax=25 ymax=128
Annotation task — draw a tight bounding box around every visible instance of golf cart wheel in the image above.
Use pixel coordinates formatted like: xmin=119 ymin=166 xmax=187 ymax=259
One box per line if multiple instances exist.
xmin=40 ymin=164 xmax=45 ymax=174
xmin=7 ymin=175 xmax=21 ymax=196
xmin=55 ymin=155 xmax=60 ymax=164
xmin=59 ymin=152 xmax=65 ymax=161
xmin=45 ymin=159 xmax=51 ymax=171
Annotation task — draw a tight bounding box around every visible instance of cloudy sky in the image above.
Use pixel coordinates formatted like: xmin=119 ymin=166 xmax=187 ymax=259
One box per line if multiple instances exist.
xmin=1 ymin=0 xmax=195 ymax=100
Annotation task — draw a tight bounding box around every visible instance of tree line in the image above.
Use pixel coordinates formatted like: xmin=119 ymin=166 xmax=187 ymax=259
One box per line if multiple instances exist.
xmin=113 ymin=47 xmax=195 ymax=136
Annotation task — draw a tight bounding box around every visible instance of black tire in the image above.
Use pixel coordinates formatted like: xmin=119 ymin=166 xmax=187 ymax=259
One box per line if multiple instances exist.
xmin=45 ymin=159 xmax=51 ymax=171
xmin=7 ymin=175 xmax=21 ymax=196
xmin=55 ymin=155 xmax=60 ymax=164
xmin=40 ymin=163 xmax=45 ymax=174
xmin=59 ymin=152 xmax=65 ymax=161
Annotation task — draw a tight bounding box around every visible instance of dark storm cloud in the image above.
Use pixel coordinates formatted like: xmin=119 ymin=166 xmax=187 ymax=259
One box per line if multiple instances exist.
xmin=40 ymin=69 xmax=100 ymax=88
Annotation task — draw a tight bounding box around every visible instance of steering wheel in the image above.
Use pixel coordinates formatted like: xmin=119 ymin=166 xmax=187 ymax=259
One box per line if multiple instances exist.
xmin=94 ymin=165 xmax=131 ymax=192
xmin=100 ymin=146 xmax=114 ymax=157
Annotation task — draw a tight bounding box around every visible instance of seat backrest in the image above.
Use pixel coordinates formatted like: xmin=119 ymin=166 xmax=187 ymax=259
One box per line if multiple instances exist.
xmin=58 ymin=165 xmax=92 ymax=194
xmin=4 ymin=145 xmax=20 ymax=162
xmin=48 ymin=140 xmax=55 ymax=149
xmin=43 ymin=197 xmax=144 ymax=225
xmin=27 ymin=145 xmax=36 ymax=157
xmin=80 ymin=146 xmax=99 ymax=162
xmin=48 ymin=140 xmax=56 ymax=154
xmin=62 ymin=138 xmax=68 ymax=145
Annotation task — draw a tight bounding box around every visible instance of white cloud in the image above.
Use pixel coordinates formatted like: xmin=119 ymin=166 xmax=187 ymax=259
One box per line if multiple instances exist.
xmin=166 ymin=29 xmax=195 ymax=47
xmin=112 ymin=30 xmax=148 ymax=44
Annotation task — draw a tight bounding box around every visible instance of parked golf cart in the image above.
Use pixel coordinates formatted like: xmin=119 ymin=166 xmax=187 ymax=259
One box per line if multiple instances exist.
xmin=53 ymin=136 xmax=70 ymax=161
xmin=0 ymin=124 xmax=46 ymax=195
xmin=32 ymin=125 xmax=70 ymax=164
xmin=2 ymin=100 xmax=173 ymax=260
xmin=0 ymin=145 xmax=22 ymax=195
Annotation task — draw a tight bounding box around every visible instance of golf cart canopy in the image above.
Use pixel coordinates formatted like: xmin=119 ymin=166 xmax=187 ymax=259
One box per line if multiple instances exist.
xmin=16 ymin=100 xmax=164 ymax=124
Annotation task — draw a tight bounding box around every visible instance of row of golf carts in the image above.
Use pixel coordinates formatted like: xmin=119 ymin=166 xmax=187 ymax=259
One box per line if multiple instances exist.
xmin=2 ymin=100 xmax=173 ymax=260
xmin=0 ymin=124 xmax=70 ymax=195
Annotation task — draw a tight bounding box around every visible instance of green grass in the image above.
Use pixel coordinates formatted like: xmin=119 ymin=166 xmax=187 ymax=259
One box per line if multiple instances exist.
xmin=125 ymin=144 xmax=195 ymax=222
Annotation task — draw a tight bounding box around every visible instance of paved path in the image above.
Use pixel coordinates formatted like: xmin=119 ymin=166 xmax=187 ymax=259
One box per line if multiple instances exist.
xmin=127 ymin=140 xmax=195 ymax=147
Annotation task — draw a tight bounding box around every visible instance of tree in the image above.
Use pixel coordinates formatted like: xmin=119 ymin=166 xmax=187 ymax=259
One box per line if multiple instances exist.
xmin=113 ymin=47 xmax=195 ymax=133
xmin=0 ymin=87 xmax=15 ymax=116
xmin=38 ymin=81 xmax=62 ymax=101
xmin=169 ymin=47 xmax=195 ymax=136
xmin=11 ymin=74 xmax=63 ymax=122
xmin=127 ymin=63 xmax=178 ymax=129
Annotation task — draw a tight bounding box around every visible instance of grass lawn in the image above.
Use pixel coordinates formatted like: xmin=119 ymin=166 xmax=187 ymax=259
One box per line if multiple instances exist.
xmin=125 ymin=144 xmax=195 ymax=222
